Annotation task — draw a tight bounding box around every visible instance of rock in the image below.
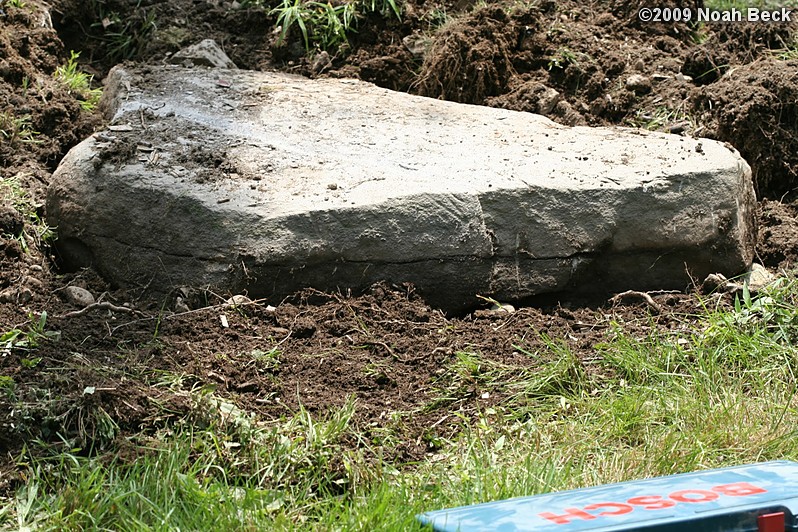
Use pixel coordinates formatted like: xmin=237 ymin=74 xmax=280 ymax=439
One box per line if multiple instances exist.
xmin=0 ymin=288 xmax=15 ymax=303
xmin=537 ymin=87 xmax=562 ymax=115
xmin=702 ymin=273 xmax=729 ymax=293
xmin=626 ymin=74 xmax=652 ymax=94
xmin=168 ymin=39 xmax=237 ymax=69
xmin=226 ymin=294 xmax=252 ymax=306
xmin=63 ymin=286 xmax=95 ymax=307
xmin=744 ymin=263 xmax=776 ymax=292
xmin=17 ymin=288 xmax=32 ymax=304
xmin=310 ymin=51 xmax=332 ymax=74
xmin=490 ymin=303 xmax=515 ymax=313
xmin=0 ymin=200 xmax=24 ymax=236
xmin=47 ymin=66 xmax=756 ymax=313
xmin=403 ymin=34 xmax=430 ymax=60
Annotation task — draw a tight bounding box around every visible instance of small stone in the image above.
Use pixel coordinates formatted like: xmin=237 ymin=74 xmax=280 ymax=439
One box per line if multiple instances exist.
xmin=0 ymin=288 xmax=15 ymax=303
xmin=18 ymin=288 xmax=32 ymax=304
xmin=745 ymin=263 xmax=776 ymax=292
xmin=701 ymin=273 xmax=728 ymax=293
xmin=64 ymin=285 xmax=95 ymax=307
xmin=169 ymin=39 xmax=237 ymax=69
xmin=626 ymin=74 xmax=651 ymax=94
xmin=537 ymin=87 xmax=562 ymax=115
xmin=0 ymin=200 xmax=24 ymax=236
xmin=174 ymin=296 xmax=190 ymax=313
xmin=225 ymin=294 xmax=252 ymax=306
xmin=310 ymin=51 xmax=332 ymax=74
xmin=402 ymin=34 xmax=430 ymax=60
xmin=490 ymin=302 xmax=515 ymax=313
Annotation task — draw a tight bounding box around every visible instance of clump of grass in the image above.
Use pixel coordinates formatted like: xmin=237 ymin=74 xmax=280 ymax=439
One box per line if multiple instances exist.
xmin=0 ymin=111 xmax=40 ymax=145
xmin=250 ymin=0 xmax=401 ymax=54
xmin=54 ymin=50 xmax=102 ymax=112
xmin=1 ymin=311 xmax=59 ymax=357
xmin=547 ymin=46 xmax=582 ymax=71
xmin=84 ymin=0 xmax=157 ymax=63
xmin=628 ymin=105 xmax=697 ymax=133
xmin=0 ymin=175 xmax=56 ymax=250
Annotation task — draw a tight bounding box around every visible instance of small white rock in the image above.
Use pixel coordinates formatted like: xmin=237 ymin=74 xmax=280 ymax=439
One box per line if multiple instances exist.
xmin=745 ymin=263 xmax=776 ymax=292
xmin=490 ymin=302 xmax=516 ymax=314
xmin=64 ymin=286 xmax=95 ymax=307
xmin=225 ymin=294 xmax=252 ymax=306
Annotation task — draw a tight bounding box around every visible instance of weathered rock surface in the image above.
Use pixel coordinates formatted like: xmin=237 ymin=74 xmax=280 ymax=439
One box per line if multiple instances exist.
xmin=47 ymin=65 xmax=756 ymax=311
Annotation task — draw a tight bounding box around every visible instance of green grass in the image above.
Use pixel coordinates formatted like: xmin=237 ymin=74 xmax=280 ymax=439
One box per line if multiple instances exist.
xmin=0 ymin=175 xmax=56 ymax=251
xmin=5 ymin=278 xmax=798 ymax=529
xmin=247 ymin=0 xmax=401 ymax=54
xmin=0 ymin=112 xmax=40 ymax=145
xmin=54 ymin=51 xmax=102 ymax=112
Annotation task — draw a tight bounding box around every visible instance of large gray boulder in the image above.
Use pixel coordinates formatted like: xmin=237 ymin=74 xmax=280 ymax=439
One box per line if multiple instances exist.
xmin=47 ymin=66 xmax=756 ymax=311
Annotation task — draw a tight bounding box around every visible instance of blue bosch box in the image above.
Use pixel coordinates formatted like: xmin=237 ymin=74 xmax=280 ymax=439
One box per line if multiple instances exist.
xmin=417 ymin=461 xmax=798 ymax=531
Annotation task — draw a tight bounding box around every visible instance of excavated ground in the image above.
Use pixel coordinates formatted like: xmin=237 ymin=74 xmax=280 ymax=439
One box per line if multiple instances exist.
xmin=2 ymin=0 xmax=798 ymax=495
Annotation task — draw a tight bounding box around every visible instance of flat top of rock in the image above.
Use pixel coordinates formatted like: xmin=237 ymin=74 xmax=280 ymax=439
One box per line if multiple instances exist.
xmin=99 ymin=66 xmax=744 ymax=218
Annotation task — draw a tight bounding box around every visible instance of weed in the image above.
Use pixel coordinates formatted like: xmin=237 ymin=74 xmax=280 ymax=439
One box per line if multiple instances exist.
xmin=250 ymin=347 xmax=281 ymax=371
xmin=0 ymin=175 xmax=56 ymax=250
xmin=365 ymin=0 xmax=400 ymax=19
xmin=269 ymin=0 xmax=401 ymax=53
xmin=547 ymin=47 xmax=580 ymax=70
xmin=271 ymin=0 xmax=312 ymax=50
xmin=20 ymin=357 xmax=42 ymax=368
xmin=311 ymin=2 xmax=353 ymax=51
xmin=87 ymin=0 xmax=157 ymax=63
xmin=628 ymin=105 xmax=696 ymax=133
xmin=54 ymin=50 xmax=103 ymax=112
xmin=0 ymin=112 xmax=40 ymax=145
xmin=422 ymin=7 xmax=448 ymax=29
xmin=0 ymin=375 xmax=15 ymax=399
xmin=1 ymin=312 xmax=60 ymax=357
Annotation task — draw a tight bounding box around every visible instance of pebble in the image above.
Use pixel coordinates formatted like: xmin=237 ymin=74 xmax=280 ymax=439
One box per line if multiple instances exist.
xmin=701 ymin=272 xmax=728 ymax=293
xmin=626 ymin=74 xmax=652 ymax=95
xmin=745 ymin=263 xmax=776 ymax=292
xmin=490 ymin=303 xmax=516 ymax=314
xmin=64 ymin=285 xmax=95 ymax=307
xmin=18 ymin=288 xmax=32 ymax=304
xmin=225 ymin=294 xmax=252 ymax=306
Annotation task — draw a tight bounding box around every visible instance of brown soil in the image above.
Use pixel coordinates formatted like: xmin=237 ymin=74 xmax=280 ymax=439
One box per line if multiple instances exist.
xmin=2 ymin=0 xmax=798 ymax=496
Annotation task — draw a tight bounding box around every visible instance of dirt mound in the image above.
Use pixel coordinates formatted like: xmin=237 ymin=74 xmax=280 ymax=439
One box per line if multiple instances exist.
xmin=414 ymin=7 xmax=516 ymax=103
xmin=692 ymin=59 xmax=798 ymax=198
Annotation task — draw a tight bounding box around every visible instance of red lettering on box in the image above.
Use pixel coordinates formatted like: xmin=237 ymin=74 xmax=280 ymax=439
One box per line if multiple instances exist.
xmin=627 ymin=495 xmax=677 ymax=510
xmin=583 ymin=502 xmax=634 ymax=516
xmin=539 ymin=508 xmax=597 ymax=524
xmin=538 ymin=481 xmax=768 ymax=525
xmin=669 ymin=489 xmax=719 ymax=503
xmin=713 ymin=482 xmax=768 ymax=497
